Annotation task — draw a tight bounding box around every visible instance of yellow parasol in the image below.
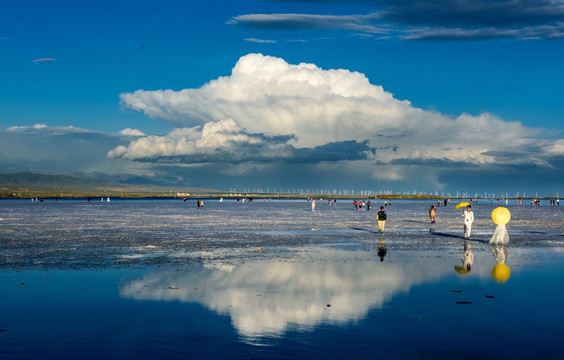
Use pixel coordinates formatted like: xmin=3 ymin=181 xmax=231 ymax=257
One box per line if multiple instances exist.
xmin=454 ymin=201 xmax=470 ymax=209
xmin=491 ymin=207 xmax=511 ymax=225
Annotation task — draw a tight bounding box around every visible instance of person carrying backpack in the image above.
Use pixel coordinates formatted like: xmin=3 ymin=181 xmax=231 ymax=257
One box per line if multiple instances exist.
xmin=377 ymin=206 xmax=387 ymax=233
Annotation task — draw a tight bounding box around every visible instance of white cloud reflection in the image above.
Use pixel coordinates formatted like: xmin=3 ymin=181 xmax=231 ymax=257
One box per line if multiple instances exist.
xmin=120 ymin=252 xmax=449 ymax=339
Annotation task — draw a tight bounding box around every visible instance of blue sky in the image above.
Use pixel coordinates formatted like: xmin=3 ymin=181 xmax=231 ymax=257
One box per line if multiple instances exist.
xmin=1 ymin=0 xmax=563 ymax=196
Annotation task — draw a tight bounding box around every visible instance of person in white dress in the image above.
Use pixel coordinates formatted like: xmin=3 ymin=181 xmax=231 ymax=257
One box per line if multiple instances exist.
xmin=462 ymin=205 xmax=474 ymax=239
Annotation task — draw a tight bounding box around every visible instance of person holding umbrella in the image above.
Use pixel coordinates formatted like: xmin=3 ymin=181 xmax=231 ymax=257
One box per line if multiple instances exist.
xmin=462 ymin=205 xmax=474 ymax=239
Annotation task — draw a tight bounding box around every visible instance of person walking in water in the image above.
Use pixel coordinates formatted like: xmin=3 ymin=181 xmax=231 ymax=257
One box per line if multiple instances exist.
xmin=377 ymin=206 xmax=387 ymax=233
xmin=462 ymin=205 xmax=474 ymax=239
xmin=429 ymin=204 xmax=436 ymax=224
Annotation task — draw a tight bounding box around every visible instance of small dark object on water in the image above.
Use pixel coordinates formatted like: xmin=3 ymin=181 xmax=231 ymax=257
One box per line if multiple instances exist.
xmin=485 ymin=295 xmax=495 ymax=298
xmin=450 ymin=290 xmax=461 ymax=293
xmin=327 ymin=304 xmax=331 ymax=307
xmin=20 ymin=283 xmax=25 ymax=287
xmin=456 ymin=301 xmax=472 ymax=305
xmin=0 ymin=329 xmax=7 ymax=332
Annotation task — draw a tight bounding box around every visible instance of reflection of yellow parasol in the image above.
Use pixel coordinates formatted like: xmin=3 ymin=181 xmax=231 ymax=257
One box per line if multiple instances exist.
xmin=454 ymin=201 xmax=470 ymax=209
xmin=454 ymin=265 xmax=470 ymax=275
xmin=491 ymin=263 xmax=511 ymax=283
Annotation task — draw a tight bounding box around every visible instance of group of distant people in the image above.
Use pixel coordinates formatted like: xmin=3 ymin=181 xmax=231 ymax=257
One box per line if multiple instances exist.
xmin=309 ymin=198 xmax=338 ymax=211
xmin=85 ymin=197 xmax=110 ymax=202
xmin=529 ymin=198 xmax=560 ymax=206
xmin=353 ymin=200 xmax=371 ymax=211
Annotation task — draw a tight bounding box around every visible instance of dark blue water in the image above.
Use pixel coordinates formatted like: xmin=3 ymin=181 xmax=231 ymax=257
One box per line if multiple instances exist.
xmin=1 ymin=199 xmax=563 ymax=359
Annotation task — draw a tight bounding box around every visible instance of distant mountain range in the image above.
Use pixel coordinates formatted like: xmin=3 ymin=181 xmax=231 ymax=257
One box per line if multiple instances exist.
xmin=0 ymin=172 xmax=103 ymax=186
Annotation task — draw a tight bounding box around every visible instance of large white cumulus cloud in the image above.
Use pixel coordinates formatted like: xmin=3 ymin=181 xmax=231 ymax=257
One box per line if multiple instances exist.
xmin=116 ymin=53 xmax=548 ymax=170
xmin=119 ymin=53 xmax=412 ymax=149
xmin=108 ymin=118 xmax=371 ymax=164
xmin=108 ymin=119 xmax=295 ymax=163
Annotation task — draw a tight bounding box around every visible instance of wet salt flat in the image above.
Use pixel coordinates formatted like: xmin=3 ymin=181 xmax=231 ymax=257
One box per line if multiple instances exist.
xmin=1 ymin=198 xmax=564 ymax=359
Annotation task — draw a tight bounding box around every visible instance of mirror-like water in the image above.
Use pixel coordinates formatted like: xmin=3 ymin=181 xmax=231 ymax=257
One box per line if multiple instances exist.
xmin=1 ymin=199 xmax=563 ymax=359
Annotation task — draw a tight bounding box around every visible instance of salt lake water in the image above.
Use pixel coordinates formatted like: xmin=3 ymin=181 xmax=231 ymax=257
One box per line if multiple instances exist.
xmin=1 ymin=198 xmax=563 ymax=359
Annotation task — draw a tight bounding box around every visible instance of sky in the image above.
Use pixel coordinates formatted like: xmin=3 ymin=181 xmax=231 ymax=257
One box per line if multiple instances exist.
xmin=1 ymin=0 xmax=564 ymax=196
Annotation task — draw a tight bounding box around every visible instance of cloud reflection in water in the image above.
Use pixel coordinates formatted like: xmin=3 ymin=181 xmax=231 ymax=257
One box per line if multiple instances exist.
xmin=120 ymin=252 xmax=449 ymax=339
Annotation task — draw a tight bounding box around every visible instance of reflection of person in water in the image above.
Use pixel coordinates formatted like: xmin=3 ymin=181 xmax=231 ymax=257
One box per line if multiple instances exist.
xmin=462 ymin=240 xmax=474 ymax=271
xmin=377 ymin=239 xmax=387 ymax=262
xmin=454 ymin=240 xmax=474 ymax=274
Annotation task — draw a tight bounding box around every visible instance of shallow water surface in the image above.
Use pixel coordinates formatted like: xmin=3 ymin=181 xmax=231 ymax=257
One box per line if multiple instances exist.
xmin=1 ymin=199 xmax=563 ymax=359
